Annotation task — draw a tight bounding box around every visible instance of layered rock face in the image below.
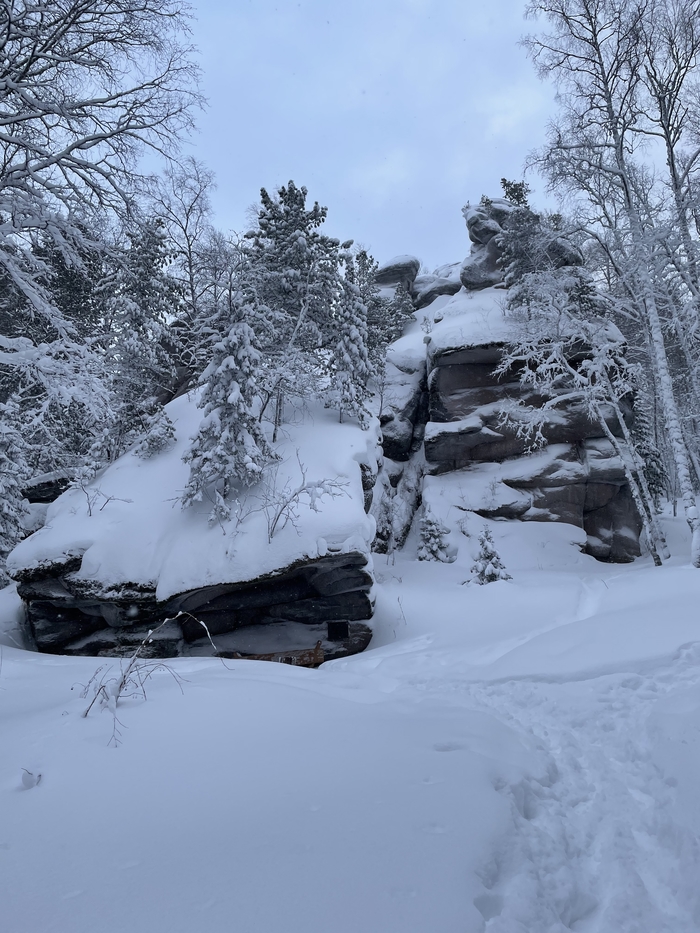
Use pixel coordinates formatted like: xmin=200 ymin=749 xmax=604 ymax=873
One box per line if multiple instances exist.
xmin=16 ymin=550 xmax=374 ymax=662
xmin=373 ymin=199 xmax=643 ymax=563
xmin=381 ymin=327 xmax=641 ymax=562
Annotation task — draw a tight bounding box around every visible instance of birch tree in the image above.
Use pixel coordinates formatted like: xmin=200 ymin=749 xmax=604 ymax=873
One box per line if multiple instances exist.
xmin=525 ymin=0 xmax=700 ymax=564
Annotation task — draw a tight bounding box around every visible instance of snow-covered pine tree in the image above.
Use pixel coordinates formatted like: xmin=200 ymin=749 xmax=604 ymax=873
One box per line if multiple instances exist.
xmin=417 ymin=506 xmax=455 ymax=562
xmin=499 ymin=178 xmax=531 ymax=208
xmin=244 ymin=181 xmax=345 ymax=437
xmin=327 ymin=254 xmax=371 ymax=426
xmin=182 ymin=305 xmax=276 ymax=524
xmin=357 ymin=247 xmax=415 ymax=374
xmin=133 ymin=402 xmax=177 ymax=459
xmin=470 ymin=527 xmax=511 ymax=584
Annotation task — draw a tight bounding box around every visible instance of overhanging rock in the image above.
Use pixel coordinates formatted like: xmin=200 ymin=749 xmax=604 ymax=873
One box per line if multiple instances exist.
xmin=16 ymin=550 xmax=374 ymax=663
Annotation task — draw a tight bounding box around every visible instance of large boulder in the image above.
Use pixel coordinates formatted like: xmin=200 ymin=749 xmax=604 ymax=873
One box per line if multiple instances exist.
xmin=458 ymin=202 xmax=509 ymax=291
xmin=414 ymin=288 xmax=642 ymax=561
xmin=9 ymin=394 xmax=379 ymax=663
xmin=22 ymin=470 xmax=72 ymax=503
xmin=17 ymin=550 xmax=374 ymax=661
xmin=460 ymin=240 xmax=503 ymax=291
xmin=412 ymin=269 xmax=462 ymax=309
xmin=374 ymin=255 xmax=421 ymax=290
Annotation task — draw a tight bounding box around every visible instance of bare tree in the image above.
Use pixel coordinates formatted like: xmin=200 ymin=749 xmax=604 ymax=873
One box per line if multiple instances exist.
xmin=0 ymin=0 xmax=202 ymax=332
xmin=525 ymin=0 xmax=700 ymax=565
xmin=149 ymin=157 xmax=216 ymax=327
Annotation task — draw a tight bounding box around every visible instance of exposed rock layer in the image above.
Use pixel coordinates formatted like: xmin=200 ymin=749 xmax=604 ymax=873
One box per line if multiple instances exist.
xmin=17 ymin=550 xmax=374 ymax=661
xmin=419 ymin=336 xmax=641 ymax=562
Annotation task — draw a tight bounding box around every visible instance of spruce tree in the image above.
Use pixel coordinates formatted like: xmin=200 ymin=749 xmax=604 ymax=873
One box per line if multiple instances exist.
xmin=327 ymin=254 xmax=371 ymax=426
xmin=470 ymin=527 xmax=511 ymax=584
xmin=417 ymin=507 xmax=455 ymax=562
xmin=182 ymin=308 xmax=275 ymax=524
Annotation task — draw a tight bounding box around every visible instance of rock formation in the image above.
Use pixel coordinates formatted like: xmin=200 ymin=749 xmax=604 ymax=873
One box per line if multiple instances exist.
xmin=374 ymin=255 xmax=421 ymax=290
xmin=372 ymin=198 xmax=643 ymax=563
xmin=15 ymin=550 xmax=374 ymax=661
xmin=9 ymin=398 xmax=378 ymax=662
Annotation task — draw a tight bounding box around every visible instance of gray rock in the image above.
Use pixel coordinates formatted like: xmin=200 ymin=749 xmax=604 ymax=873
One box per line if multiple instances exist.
xmin=486 ymin=199 xmax=517 ymax=228
xmin=583 ymin=483 xmax=620 ymax=512
xmin=17 ymin=550 xmax=375 ymax=661
xmin=602 ymin=485 xmax=643 ymax=562
xmin=412 ymin=275 xmax=462 ymax=310
xmin=546 ymin=237 xmax=584 ymax=269
xmin=420 ymin=331 xmax=642 ymax=556
xmin=465 ymin=212 xmax=502 ymax=246
xmin=525 ymin=484 xmax=588 ymax=528
xmin=460 ymin=241 xmax=503 ymax=291
xmin=380 ymin=416 xmax=415 ymax=462
xmin=22 ymin=470 xmax=72 ymax=504
xmin=379 ymin=350 xmax=427 ymax=461
xmin=475 ymin=491 xmax=532 ymax=520
xmin=24 ymin=602 xmax=108 ymax=652
xmin=374 ymin=255 xmax=421 ymax=289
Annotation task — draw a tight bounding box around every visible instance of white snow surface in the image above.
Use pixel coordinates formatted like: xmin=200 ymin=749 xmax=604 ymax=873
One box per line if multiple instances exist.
xmin=8 ymin=394 xmax=378 ymax=600
xmin=2 ymin=509 xmax=700 ymax=932
xmin=4 ymin=288 xmax=700 ymax=932
xmin=426 ymin=287 xmax=513 ymax=361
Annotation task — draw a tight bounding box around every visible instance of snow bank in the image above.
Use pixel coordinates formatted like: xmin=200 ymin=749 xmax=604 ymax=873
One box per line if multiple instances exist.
xmin=9 ymin=393 xmax=378 ymax=601
xmin=425 ymin=287 xmax=513 ymax=362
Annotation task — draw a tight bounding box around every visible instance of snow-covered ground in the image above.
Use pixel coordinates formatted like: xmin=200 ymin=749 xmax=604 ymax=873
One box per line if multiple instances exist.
xmin=2 ymin=509 xmax=699 ymax=933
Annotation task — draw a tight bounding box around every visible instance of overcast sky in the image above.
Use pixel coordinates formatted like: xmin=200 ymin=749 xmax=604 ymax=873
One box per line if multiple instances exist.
xmin=185 ymin=0 xmax=555 ymax=270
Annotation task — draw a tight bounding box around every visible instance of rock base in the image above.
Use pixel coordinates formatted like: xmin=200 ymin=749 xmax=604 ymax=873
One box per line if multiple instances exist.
xmin=17 ymin=551 xmax=375 ymax=664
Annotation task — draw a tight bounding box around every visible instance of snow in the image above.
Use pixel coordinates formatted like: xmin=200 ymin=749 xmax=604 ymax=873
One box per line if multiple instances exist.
xmin=425 ymin=287 xmax=513 ymax=361
xmin=3 ymin=508 xmax=700 ymax=932
xmin=8 ymin=393 xmax=378 ymax=601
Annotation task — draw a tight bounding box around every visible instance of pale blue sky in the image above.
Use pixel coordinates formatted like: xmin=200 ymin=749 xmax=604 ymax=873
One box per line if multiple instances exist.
xmin=186 ymin=0 xmax=554 ymax=270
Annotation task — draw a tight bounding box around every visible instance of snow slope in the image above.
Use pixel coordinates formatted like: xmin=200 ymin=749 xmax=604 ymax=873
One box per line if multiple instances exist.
xmin=2 ymin=509 xmax=700 ymax=933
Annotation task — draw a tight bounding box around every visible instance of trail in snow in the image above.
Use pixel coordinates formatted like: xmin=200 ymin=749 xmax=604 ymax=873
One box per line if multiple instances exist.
xmin=425 ymin=644 xmax=700 ymax=932
xmin=357 ymin=541 xmax=700 ymax=933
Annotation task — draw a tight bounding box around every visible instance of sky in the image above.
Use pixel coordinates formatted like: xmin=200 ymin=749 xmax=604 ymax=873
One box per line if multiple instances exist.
xmin=184 ymin=0 xmax=556 ymax=271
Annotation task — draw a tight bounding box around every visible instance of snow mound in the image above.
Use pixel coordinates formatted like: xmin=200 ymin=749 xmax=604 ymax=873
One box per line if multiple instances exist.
xmin=9 ymin=393 xmax=378 ymax=602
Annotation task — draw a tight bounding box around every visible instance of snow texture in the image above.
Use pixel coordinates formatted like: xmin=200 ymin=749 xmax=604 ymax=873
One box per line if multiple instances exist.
xmin=2 ymin=510 xmax=700 ymax=932
xmin=3 ymin=274 xmax=700 ymax=933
